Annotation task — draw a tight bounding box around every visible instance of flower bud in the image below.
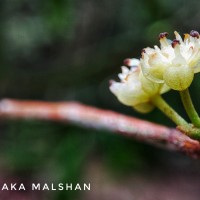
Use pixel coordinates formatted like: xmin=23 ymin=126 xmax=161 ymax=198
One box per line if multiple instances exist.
xmin=139 ymin=72 xmax=167 ymax=95
xmin=110 ymin=59 xmax=170 ymax=113
xmin=110 ymin=68 xmax=149 ymax=107
xmin=163 ymin=66 xmax=194 ymax=91
xmin=133 ymin=103 xmax=154 ymax=113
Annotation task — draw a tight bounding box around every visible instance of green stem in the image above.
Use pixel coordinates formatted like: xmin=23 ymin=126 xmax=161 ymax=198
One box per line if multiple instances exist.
xmin=179 ymin=89 xmax=200 ymax=128
xmin=151 ymin=95 xmax=200 ymax=140
xmin=151 ymin=95 xmax=188 ymax=127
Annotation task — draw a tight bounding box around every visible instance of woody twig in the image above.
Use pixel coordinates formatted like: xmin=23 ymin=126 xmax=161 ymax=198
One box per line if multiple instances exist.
xmin=0 ymin=99 xmax=199 ymax=158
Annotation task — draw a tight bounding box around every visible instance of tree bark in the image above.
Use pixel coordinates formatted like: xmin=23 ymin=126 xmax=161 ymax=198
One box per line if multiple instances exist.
xmin=0 ymin=99 xmax=199 ymax=158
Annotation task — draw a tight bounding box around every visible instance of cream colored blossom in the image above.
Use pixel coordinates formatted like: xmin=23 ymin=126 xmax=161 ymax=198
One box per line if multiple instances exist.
xmin=141 ymin=30 xmax=200 ymax=91
xmin=110 ymin=59 xmax=169 ymax=113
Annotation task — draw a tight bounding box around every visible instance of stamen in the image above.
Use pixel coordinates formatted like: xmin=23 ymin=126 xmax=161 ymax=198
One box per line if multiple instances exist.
xmin=124 ymin=58 xmax=140 ymax=67
xmin=190 ymin=30 xmax=199 ymax=38
xmin=123 ymin=58 xmax=131 ymax=66
xmin=124 ymin=58 xmax=130 ymax=66
xmin=141 ymin=49 xmax=146 ymax=54
xmin=184 ymin=33 xmax=190 ymax=41
xmin=171 ymin=39 xmax=180 ymax=48
xmin=174 ymin=31 xmax=183 ymax=42
xmin=159 ymin=32 xmax=169 ymax=39
xmin=109 ymin=80 xmax=114 ymax=86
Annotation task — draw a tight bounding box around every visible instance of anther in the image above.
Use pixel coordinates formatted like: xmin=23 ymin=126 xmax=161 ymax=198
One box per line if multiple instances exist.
xmin=190 ymin=30 xmax=199 ymax=38
xmin=171 ymin=39 xmax=180 ymax=48
xmin=159 ymin=32 xmax=169 ymax=39
xmin=109 ymin=80 xmax=114 ymax=86
xmin=141 ymin=49 xmax=146 ymax=54
xmin=123 ymin=58 xmax=131 ymax=66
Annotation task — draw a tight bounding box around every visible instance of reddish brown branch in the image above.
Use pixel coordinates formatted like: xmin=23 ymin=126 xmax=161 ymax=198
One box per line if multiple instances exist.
xmin=0 ymin=99 xmax=200 ymax=158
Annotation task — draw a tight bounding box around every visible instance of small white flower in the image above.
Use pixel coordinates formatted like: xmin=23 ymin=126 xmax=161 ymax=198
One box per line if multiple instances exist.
xmin=141 ymin=31 xmax=200 ymax=91
xmin=110 ymin=59 xmax=169 ymax=113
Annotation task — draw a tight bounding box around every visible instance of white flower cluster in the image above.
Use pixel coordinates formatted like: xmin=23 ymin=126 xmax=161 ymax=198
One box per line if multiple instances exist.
xmin=141 ymin=31 xmax=200 ymax=90
xmin=110 ymin=58 xmax=169 ymax=113
xmin=110 ymin=30 xmax=200 ymax=112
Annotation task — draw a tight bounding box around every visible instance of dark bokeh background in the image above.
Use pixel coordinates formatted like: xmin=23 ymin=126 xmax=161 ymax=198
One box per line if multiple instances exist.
xmin=1 ymin=0 xmax=200 ymax=199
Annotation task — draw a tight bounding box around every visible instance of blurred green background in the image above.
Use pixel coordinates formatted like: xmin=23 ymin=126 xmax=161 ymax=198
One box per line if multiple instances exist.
xmin=1 ymin=0 xmax=200 ymax=199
